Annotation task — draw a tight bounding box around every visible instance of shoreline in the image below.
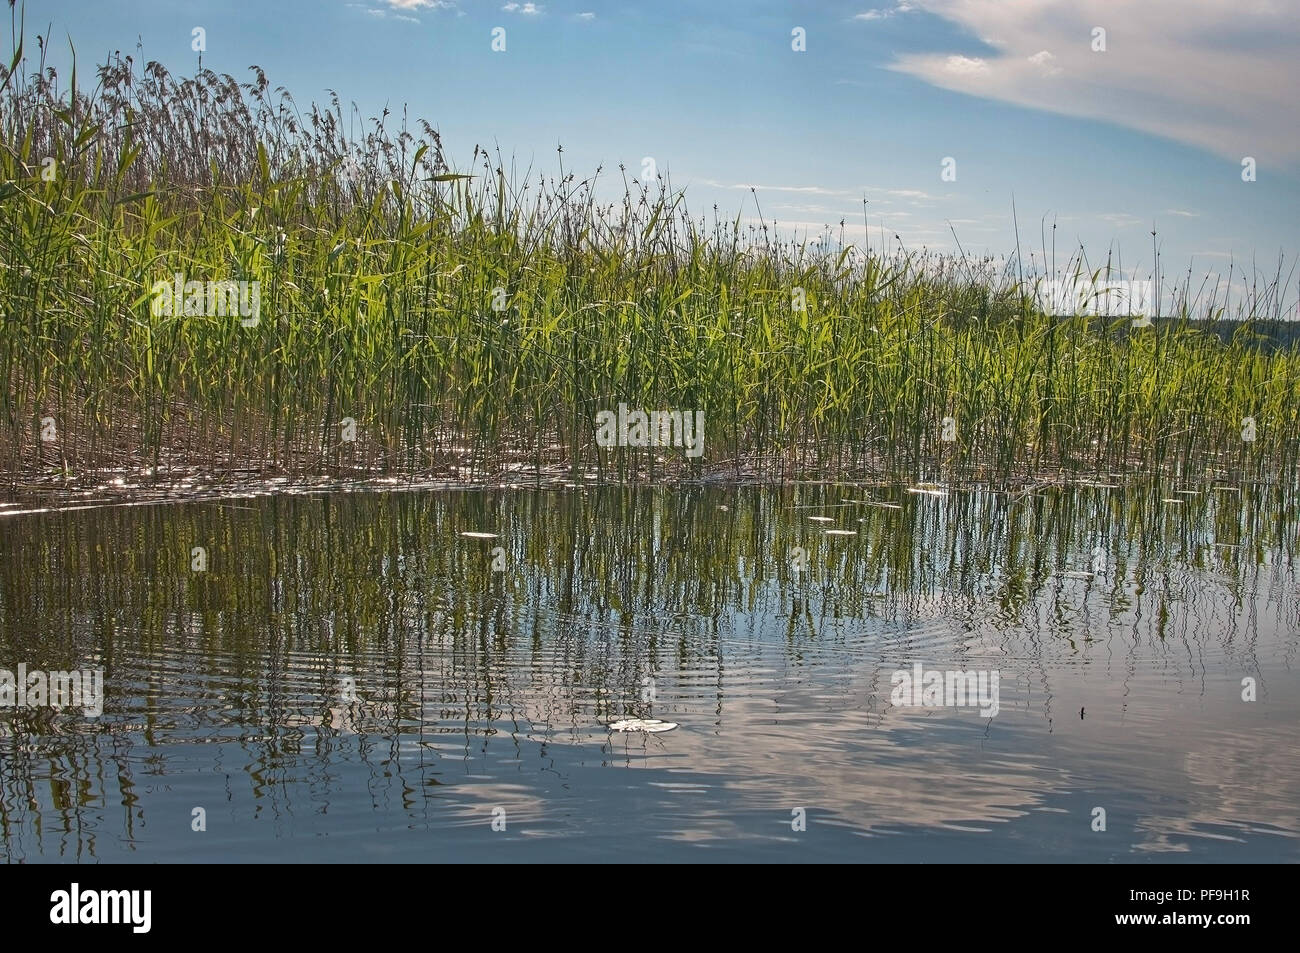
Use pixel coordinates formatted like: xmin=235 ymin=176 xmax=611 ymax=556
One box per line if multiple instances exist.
xmin=1 ymin=455 xmax=1291 ymax=512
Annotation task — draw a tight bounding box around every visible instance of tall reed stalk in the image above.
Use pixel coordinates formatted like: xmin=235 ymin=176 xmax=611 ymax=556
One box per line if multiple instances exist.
xmin=2 ymin=38 xmax=1298 ymax=488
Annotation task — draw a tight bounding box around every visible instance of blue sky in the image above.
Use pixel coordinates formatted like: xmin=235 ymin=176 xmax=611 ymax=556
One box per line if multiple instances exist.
xmin=14 ymin=0 xmax=1300 ymax=312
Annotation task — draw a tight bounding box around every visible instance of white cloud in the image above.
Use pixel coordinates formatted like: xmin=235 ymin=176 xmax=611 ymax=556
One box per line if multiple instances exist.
xmin=1026 ymin=50 xmax=1062 ymax=76
xmin=696 ymin=179 xmax=947 ymax=207
xmin=771 ymin=203 xmax=840 ymax=214
xmin=853 ymin=2 xmax=915 ymax=20
xmin=503 ymin=2 xmax=542 ymax=13
xmin=578 ymin=11 xmax=595 ymax=20
xmin=384 ymin=0 xmax=454 ymax=8
xmin=1098 ymin=213 xmax=1145 ymax=228
xmin=362 ymin=0 xmax=456 ymax=18
xmin=697 ymin=178 xmax=854 ymax=197
xmin=943 ymin=55 xmax=988 ymax=74
xmin=889 ymin=1 xmax=1300 ymax=162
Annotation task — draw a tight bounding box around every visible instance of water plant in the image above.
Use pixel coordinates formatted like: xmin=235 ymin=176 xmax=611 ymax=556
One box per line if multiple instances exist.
xmin=2 ymin=33 xmax=1297 ymax=490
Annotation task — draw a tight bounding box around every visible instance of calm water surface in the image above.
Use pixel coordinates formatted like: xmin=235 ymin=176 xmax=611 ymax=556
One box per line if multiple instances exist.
xmin=1 ymin=483 xmax=1297 ymax=862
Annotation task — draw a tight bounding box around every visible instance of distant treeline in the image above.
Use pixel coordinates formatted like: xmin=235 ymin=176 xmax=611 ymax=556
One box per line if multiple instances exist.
xmin=1187 ymin=318 xmax=1300 ymax=352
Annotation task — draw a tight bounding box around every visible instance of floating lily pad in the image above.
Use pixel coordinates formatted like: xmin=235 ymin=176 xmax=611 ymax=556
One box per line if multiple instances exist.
xmin=608 ymin=718 xmax=678 ymax=733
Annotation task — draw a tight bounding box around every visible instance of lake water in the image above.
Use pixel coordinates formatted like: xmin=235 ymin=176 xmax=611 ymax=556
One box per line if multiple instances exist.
xmin=1 ymin=483 xmax=1297 ymax=862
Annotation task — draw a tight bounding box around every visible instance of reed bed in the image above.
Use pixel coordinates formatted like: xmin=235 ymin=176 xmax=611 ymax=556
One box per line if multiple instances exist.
xmin=2 ymin=37 xmax=1298 ymax=490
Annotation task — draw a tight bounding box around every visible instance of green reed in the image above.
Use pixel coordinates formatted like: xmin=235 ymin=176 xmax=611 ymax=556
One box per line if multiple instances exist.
xmin=2 ymin=38 xmax=1298 ymax=488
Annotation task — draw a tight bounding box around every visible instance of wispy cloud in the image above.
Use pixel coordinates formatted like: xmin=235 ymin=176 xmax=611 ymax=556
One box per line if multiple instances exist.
xmin=853 ymin=2 xmax=915 ymax=21
xmin=383 ymin=0 xmax=455 ymax=9
xmin=888 ymin=1 xmax=1300 ymax=162
xmin=697 ymin=179 xmax=941 ymax=206
xmin=351 ymin=2 xmax=431 ymax=22
xmin=359 ymin=0 xmax=456 ymax=20
xmin=502 ymin=2 xmax=543 ymax=14
xmin=1026 ymin=50 xmax=1062 ymax=76
xmin=940 ymin=54 xmax=987 ymax=75
xmin=697 ymin=178 xmax=855 ymax=197
xmin=1098 ymin=212 xmax=1145 ymax=228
